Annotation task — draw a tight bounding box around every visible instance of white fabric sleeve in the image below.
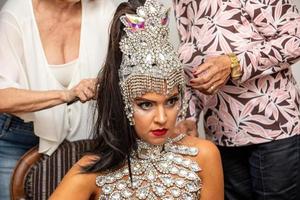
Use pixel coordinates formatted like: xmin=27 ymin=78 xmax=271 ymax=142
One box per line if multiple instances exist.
xmin=0 ymin=12 xmax=24 ymax=89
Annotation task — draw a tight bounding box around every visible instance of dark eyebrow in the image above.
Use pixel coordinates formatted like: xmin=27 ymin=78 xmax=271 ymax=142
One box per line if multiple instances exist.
xmin=168 ymin=92 xmax=179 ymax=99
xmin=134 ymin=97 xmax=155 ymax=102
xmin=134 ymin=92 xmax=179 ymax=102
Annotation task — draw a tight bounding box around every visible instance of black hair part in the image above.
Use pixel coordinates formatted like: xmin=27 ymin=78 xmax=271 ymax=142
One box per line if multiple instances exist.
xmin=83 ymin=1 xmax=145 ymax=173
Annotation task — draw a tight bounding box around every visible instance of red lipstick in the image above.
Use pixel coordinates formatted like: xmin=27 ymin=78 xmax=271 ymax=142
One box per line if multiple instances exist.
xmin=151 ymin=128 xmax=168 ymax=137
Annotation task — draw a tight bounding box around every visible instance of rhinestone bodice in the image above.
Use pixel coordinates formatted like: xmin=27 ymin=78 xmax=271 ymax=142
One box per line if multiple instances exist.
xmin=96 ymin=134 xmax=202 ymax=200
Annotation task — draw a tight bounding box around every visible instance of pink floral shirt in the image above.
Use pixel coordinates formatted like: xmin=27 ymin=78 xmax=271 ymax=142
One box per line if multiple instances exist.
xmin=174 ymin=0 xmax=300 ymax=146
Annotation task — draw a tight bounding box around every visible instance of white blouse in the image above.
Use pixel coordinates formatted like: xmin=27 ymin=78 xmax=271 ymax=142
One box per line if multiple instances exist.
xmin=49 ymin=59 xmax=79 ymax=88
xmin=0 ymin=0 xmax=122 ymax=155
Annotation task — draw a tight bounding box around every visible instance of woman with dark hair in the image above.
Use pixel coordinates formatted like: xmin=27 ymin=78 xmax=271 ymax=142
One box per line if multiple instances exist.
xmin=49 ymin=0 xmax=223 ymax=199
xmin=0 ymin=0 xmax=125 ymax=198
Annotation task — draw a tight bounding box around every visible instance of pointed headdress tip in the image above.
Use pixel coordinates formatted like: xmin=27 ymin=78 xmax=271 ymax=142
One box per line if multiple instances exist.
xmin=118 ymin=0 xmax=187 ymax=124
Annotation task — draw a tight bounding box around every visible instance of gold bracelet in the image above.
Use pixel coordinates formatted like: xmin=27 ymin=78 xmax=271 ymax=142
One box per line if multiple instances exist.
xmin=227 ymin=53 xmax=242 ymax=80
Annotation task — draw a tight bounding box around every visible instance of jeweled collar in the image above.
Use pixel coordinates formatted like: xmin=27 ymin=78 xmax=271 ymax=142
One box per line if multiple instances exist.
xmin=134 ymin=133 xmax=188 ymax=160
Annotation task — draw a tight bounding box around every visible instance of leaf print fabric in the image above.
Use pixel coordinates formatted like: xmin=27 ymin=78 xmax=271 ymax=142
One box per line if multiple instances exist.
xmin=174 ymin=0 xmax=300 ymax=146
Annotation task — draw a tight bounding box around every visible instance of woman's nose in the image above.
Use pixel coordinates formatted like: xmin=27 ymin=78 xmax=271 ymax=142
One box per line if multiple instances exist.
xmin=154 ymin=106 xmax=167 ymax=125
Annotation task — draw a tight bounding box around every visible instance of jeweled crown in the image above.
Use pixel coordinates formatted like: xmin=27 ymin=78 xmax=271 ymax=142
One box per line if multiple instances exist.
xmin=119 ymin=0 xmax=186 ymax=124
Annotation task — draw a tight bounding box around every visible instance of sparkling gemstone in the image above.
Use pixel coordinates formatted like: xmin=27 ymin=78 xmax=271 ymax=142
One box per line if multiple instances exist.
xmin=146 ymin=170 xmax=156 ymax=181
xmin=175 ymin=178 xmax=185 ymax=188
xmin=186 ymin=181 xmax=200 ymax=192
xmin=169 ymin=187 xmax=181 ymax=197
xmin=133 ymin=163 xmax=141 ymax=172
xmin=123 ymin=168 xmax=129 ymax=175
xmin=110 ymin=191 xmax=121 ymax=200
xmin=174 ymin=156 xmax=183 ymax=163
xmin=102 ymin=185 xmax=113 ymax=194
xmin=190 ymin=163 xmax=201 ymax=171
xmin=145 ymin=54 xmax=152 ymax=64
xmin=131 ymin=179 xmax=142 ymax=189
xmin=137 ymin=8 xmax=146 ymax=17
xmin=136 ymin=186 xmax=150 ymax=199
xmin=187 ymin=172 xmax=198 ymax=180
xmin=183 ymin=159 xmax=191 ymax=166
xmin=116 ymin=180 xmax=127 ymax=190
xmin=166 ymin=153 xmax=174 ymax=160
xmin=170 ymin=166 xmax=179 ymax=174
xmin=153 ymin=183 xmax=166 ymax=196
xmin=96 ymin=176 xmax=106 ymax=186
xmin=188 ymin=147 xmax=198 ymax=155
xmin=99 ymin=195 xmax=107 ymax=200
xmin=106 ymin=176 xmax=115 ymax=183
xmin=160 ymin=175 xmax=174 ymax=186
xmin=114 ymin=172 xmax=123 ymax=179
xmin=121 ymin=188 xmax=133 ymax=198
xmin=179 ymin=169 xmax=188 ymax=177
xmin=162 ymin=195 xmax=174 ymax=200
xmin=159 ymin=53 xmax=165 ymax=61
xmin=182 ymin=193 xmax=194 ymax=200
xmin=178 ymin=146 xmax=188 ymax=152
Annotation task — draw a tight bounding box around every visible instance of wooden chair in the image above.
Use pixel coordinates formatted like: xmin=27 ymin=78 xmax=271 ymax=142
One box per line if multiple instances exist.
xmin=10 ymin=140 xmax=95 ymax=200
xmin=10 ymin=146 xmax=41 ymax=200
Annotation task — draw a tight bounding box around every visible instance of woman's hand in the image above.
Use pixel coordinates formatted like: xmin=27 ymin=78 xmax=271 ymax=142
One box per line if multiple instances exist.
xmin=64 ymin=78 xmax=98 ymax=104
xmin=190 ymin=55 xmax=231 ymax=95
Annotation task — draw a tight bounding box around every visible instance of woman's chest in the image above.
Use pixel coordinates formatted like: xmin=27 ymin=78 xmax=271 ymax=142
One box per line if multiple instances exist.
xmin=96 ymin=151 xmax=202 ymax=200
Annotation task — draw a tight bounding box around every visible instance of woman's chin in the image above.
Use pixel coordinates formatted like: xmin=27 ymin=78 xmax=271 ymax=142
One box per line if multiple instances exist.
xmin=146 ymin=135 xmax=169 ymax=145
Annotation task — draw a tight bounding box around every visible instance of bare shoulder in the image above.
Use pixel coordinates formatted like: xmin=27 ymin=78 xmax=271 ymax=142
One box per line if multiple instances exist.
xmin=49 ymin=155 xmax=100 ymax=200
xmin=181 ymin=135 xmax=220 ymax=158
xmin=180 ymin=135 xmax=221 ymax=167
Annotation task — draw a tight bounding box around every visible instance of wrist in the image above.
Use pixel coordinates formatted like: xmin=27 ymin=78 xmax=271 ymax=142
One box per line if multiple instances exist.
xmin=227 ymin=53 xmax=242 ymax=80
xmin=61 ymin=90 xmax=72 ymax=103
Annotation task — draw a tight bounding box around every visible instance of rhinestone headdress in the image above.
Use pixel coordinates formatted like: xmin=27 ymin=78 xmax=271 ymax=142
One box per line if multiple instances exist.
xmin=119 ymin=0 xmax=187 ymax=124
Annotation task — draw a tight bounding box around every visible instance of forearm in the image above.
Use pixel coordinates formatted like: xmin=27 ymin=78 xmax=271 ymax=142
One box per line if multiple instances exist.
xmin=238 ymin=36 xmax=300 ymax=83
xmin=0 ymin=88 xmax=67 ymax=113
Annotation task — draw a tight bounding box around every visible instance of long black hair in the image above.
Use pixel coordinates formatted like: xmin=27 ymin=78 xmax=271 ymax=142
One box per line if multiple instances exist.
xmin=84 ymin=0 xmax=146 ymax=173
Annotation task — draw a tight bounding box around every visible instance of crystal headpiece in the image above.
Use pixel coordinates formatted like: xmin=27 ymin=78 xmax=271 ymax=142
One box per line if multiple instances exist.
xmin=119 ymin=0 xmax=187 ymax=125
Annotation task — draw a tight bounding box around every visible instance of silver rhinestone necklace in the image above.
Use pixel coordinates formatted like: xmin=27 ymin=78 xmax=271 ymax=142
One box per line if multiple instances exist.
xmin=96 ymin=134 xmax=202 ymax=200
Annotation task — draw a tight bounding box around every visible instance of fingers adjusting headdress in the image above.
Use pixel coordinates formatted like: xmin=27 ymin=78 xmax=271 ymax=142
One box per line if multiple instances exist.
xmin=119 ymin=0 xmax=186 ymax=124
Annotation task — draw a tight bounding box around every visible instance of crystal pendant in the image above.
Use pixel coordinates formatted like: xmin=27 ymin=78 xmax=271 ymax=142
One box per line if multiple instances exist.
xmin=169 ymin=187 xmax=181 ymax=198
xmin=102 ymin=184 xmax=114 ymax=195
xmin=175 ymin=178 xmax=186 ymax=188
xmin=186 ymin=181 xmax=200 ymax=192
xmin=152 ymin=183 xmax=166 ymax=197
xmin=116 ymin=180 xmax=127 ymax=190
xmin=121 ymin=188 xmax=133 ymax=198
xmin=182 ymin=192 xmax=194 ymax=200
xmin=110 ymin=191 xmax=121 ymax=200
xmin=159 ymin=175 xmax=174 ymax=187
xmin=136 ymin=185 xmax=150 ymax=199
xmin=162 ymin=195 xmax=174 ymax=200
xmin=146 ymin=170 xmax=157 ymax=181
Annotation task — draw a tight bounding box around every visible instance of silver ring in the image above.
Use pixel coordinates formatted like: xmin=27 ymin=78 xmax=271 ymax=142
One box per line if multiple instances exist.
xmin=210 ymin=85 xmax=214 ymax=90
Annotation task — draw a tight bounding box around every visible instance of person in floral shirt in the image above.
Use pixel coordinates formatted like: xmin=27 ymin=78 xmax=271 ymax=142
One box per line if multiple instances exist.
xmin=174 ymin=0 xmax=300 ymax=199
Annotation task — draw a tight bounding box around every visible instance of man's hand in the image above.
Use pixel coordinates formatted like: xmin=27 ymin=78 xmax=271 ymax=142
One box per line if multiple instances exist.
xmin=175 ymin=119 xmax=198 ymax=137
xmin=190 ymin=55 xmax=231 ymax=95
